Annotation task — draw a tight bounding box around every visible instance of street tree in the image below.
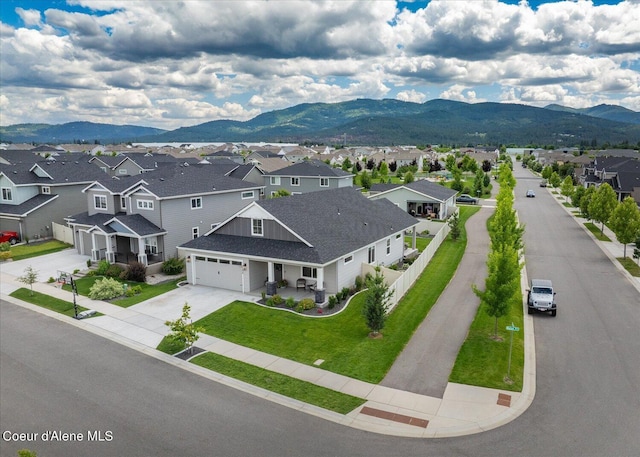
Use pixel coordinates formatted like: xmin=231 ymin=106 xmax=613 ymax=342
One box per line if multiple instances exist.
xmin=560 ymin=176 xmax=574 ymax=202
xmin=549 ymin=171 xmax=561 ymax=188
xmin=579 ymin=185 xmax=596 ymax=219
xmin=588 ymin=183 xmax=618 ymax=235
xmin=362 ymin=269 xmax=391 ymax=337
xmin=404 ymin=171 xmax=415 ymax=184
xmin=473 ymin=169 xmax=484 ymax=197
xmin=270 ymin=189 xmax=291 ymax=198
xmin=571 ymin=185 xmax=586 ymax=208
xmin=473 ymin=246 xmax=521 ymax=339
xmin=609 ymin=196 xmax=640 ymax=258
xmin=165 ymin=303 xmax=204 ymax=353
xmin=360 ymin=172 xmax=372 ymax=190
xmin=17 ymin=265 xmax=39 ymax=296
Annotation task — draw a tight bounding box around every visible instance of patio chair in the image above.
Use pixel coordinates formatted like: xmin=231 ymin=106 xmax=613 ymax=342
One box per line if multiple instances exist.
xmin=296 ymin=278 xmax=306 ymax=291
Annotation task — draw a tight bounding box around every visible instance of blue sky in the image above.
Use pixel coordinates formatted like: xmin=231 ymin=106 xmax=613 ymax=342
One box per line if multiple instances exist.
xmin=1 ymin=0 xmax=638 ymax=130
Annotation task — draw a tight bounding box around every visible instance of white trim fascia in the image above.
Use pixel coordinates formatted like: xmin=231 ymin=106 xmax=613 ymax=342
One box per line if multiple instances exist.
xmin=372 ymin=185 xmax=446 ymax=203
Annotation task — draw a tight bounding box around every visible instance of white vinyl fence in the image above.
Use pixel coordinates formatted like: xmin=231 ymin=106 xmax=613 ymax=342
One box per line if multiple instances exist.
xmin=362 ymin=220 xmax=451 ymax=312
xmin=52 ymin=222 xmax=74 ymax=245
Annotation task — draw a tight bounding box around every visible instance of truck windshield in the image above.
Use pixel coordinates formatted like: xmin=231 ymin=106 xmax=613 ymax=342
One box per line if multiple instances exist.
xmin=533 ymin=287 xmax=552 ymax=294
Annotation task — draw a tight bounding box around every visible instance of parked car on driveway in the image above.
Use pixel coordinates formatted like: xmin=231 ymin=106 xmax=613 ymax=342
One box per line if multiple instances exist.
xmin=0 ymin=231 xmax=20 ymax=245
xmin=526 ymin=189 xmax=536 ymax=198
xmin=456 ymin=194 xmax=478 ymax=205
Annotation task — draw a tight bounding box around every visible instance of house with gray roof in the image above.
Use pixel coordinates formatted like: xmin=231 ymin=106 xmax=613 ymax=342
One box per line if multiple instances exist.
xmin=178 ymin=187 xmax=419 ymax=304
xmin=368 ymin=179 xmax=458 ymax=219
xmin=262 ymin=160 xmax=353 ymax=196
xmin=580 ymin=155 xmax=640 ymax=204
xmin=66 ymin=163 xmax=264 ymax=270
xmin=0 ymin=158 xmax=107 ymax=241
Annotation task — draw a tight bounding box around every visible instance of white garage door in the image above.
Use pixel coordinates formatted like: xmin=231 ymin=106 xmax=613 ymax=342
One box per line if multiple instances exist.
xmin=194 ymin=256 xmax=244 ymax=291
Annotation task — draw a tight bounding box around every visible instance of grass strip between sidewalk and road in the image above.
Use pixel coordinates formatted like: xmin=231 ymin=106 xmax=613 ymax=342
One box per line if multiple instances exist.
xmin=618 ymin=257 xmax=640 ymax=277
xmin=193 ymin=206 xmax=480 ymax=384
xmin=584 ymin=222 xmax=612 ymax=242
xmin=9 ymin=287 xmax=102 ymax=318
xmin=190 ymin=352 xmax=366 ymax=414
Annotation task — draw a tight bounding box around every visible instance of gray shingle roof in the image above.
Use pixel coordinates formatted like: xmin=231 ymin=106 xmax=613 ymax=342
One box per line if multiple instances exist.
xmin=181 ymin=187 xmax=418 ymax=265
xmin=0 ymin=158 xmax=106 ymax=185
xmin=67 ymin=211 xmax=164 ymax=236
xmin=0 ymin=194 xmax=58 ymax=217
xmin=371 ymin=179 xmax=456 ymax=202
xmin=266 ymin=160 xmax=352 ymax=178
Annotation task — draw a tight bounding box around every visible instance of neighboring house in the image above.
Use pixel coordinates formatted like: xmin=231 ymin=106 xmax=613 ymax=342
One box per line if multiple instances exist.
xmin=580 ymin=156 xmax=640 ymax=202
xmin=178 ymin=187 xmax=419 ymax=303
xmin=66 ymin=164 xmax=264 ymax=269
xmin=0 ymin=157 xmax=106 ymax=241
xmin=368 ymin=180 xmax=458 ymax=219
xmin=262 ymin=160 xmax=353 ymax=196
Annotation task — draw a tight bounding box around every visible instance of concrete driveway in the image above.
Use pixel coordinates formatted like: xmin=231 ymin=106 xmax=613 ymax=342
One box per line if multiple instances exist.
xmin=0 ymin=249 xmax=90 ymax=294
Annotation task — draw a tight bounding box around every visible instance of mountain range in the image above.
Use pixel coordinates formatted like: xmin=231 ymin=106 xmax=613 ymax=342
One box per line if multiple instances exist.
xmin=2 ymin=99 xmax=640 ymax=147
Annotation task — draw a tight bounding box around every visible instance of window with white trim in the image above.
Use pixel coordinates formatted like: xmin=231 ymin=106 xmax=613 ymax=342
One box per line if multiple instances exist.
xmin=386 ymin=238 xmax=391 ymax=255
xmin=192 ymin=227 xmax=199 ymax=239
xmin=137 ymin=199 xmax=154 ymax=210
xmin=291 ymin=177 xmax=300 ymax=186
xmin=121 ymin=197 xmax=127 ymax=210
xmin=344 ymin=255 xmax=353 ymax=264
xmin=191 ymin=197 xmax=202 ymax=209
xmin=251 ymin=218 xmax=263 ymax=236
xmin=144 ymin=237 xmax=158 ymax=255
xmin=241 ymin=191 xmax=254 ymax=199
xmin=118 ymin=169 xmax=127 ymax=175
xmin=94 ymin=195 xmax=107 ymax=210
xmin=320 ymin=177 xmax=329 ymax=187
xmin=41 ymin=186 xmax=51 ymax=195
xmin=1 ymin=187 xmax=13 ymax=201
xmin=270 ymin=176 xmax=280 ymax=185
xmin=302 ymin=266 xmax=317 ymax=278
xmin=368 ymin=246 xmax=376 ymax=264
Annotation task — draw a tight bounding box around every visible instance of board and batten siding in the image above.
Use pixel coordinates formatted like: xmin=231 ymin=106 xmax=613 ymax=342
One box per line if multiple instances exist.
xmin=215 ymin=217 xmax=299 ymax=242
xmin=161 ymin=190 xmax=259 ymax=259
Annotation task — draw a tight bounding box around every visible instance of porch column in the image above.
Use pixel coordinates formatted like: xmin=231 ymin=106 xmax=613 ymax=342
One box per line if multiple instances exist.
xmin=137 ymin=237 xmax=148 ymax=266
xmin=105 ymin=235 xmax=115 ymax=263
xmin=412 ymin=227 xmax=417 ymax=250
xmin=91 ymin=232 xmax=99 ymax=261
xmin=314 ymin=267 xmax=325 ymax=304
xmin=266 ymin=261 xmax=277 ymax=296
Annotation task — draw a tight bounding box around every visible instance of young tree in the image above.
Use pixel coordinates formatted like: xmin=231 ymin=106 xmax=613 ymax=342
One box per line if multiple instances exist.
xmin=560 ymin=176 xmax=574 ymax=202
xmin=580 ymin=185 xmax=596 ymax=219
xmin=473 ymin=246 xmax=521 ymax=339
xmin=165 ymin=303 xmax=204 ymax=353
xmin=549 ymin=171 xmax=561 ymax=188
xmin=448 ymin=211 xmax=461 ymax=241
xmin=473 ymin=169 xmax=484 ymax=197
xmin=378 ymin=161 xmax=389 ymax=179
xmin=404 ymin=171 xmax=415 ymax=184
xmin=362 ymin=269 xmax=391 ymax=337
xmin=482 ymin=159 xmax=492 ymax=173
xmin=571 ymin=185 xmax=586 ymax=208
xmin=17 ymin=266 xmax=39 ymax=296
xmin=588 ymin=183 xmax=618 ymax=235
xmin=609 ymin=196 xmax=640 ymax=258
xmin=359 ymin=171 xmax=372 ymax=190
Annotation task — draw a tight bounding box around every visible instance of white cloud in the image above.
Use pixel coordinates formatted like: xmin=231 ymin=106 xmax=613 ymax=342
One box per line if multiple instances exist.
xmin=396 ymin=90 xmax=427 ymax=103
xmin=440 ymin=85 xmax=484 ymax=103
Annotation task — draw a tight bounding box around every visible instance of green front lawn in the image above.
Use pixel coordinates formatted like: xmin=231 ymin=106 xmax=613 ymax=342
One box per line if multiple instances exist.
xmin=63 ymin=275 xmax=184 ymax=307
xmin=194 ymin=206 xmax=480 ymax=384
xmin=10 ymin=241 xmax=73 ymax=261
xmin=10 ymin=288 xmax=101 ymax=318
xmin=191 ymin=352 xmax=365 ymax=414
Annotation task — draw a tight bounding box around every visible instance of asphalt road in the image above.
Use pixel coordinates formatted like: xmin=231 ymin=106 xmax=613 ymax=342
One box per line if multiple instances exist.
xmin=2 ymin=165 xmax=639 ymax=456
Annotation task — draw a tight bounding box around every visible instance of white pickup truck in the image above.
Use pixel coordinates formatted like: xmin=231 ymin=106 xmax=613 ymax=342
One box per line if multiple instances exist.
xmin=527 ymin=279 xmax=557 ymax=317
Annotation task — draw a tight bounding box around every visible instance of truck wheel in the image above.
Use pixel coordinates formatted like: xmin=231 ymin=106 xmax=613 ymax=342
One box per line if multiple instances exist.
xmin=551 ymin=310 xmax=557 ymax=317
xmin=9 ymin=237 xmax=18 ymax=245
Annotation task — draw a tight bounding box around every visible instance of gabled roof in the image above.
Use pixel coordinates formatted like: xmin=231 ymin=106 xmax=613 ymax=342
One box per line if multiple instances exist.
xmin=371 ymin=179 xmax=457 ymax=202
xmin=181 ymin=187 xmax=418 ymax=265
xmin=265 ymin=160 xmax=352 ymax=178
xmin=0 ymin=158 xmax=106 ymax=185
xmin=0 ymin=194 xmax=58 ymax=217
xmin=67 ymin=211 xmax=165 ymax=237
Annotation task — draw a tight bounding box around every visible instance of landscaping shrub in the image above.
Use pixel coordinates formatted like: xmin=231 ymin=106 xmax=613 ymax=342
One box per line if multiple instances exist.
xmin=285 ymin=297 xmax=295 ymax=308
xmin=0 ymin=251 xmax=11 ymax=261
xmin=47 ymin=277 xmax=55 ymax=283
xmin=271 ymin=294 xmax=284 ymax=305
xmin=266 ymin=298 xmax=274 ymax=307
xmin=122 ymin=261 xmax=146 ymax=283
xmin=295 ymin=298 xmax=316 ymax=313
xmin=328 ymin=295 xmax=337 ymax=309
xmin=341 ymin=287 xmax=351 ymax=300
xmin=86 ymin=270 xmax=96 ymax=277
xmin=0 ymin=242 xmax=10 ymax=252
xmin=96 ymin=260 xmax=111 ymax=275
xmin=125 ymin=287 xmax=136 ymax=297
xmin=105 ymin=264 xmax=124 ymax=278
xmin=354 ymin=275 xmax=364 ymax=291
xmin=89 ymin=277 xmax=124 ymax=300
xmin=162 ymin=256 xmax=185 ymax=275
xmin=86 ymin=259 xmax=92 ymax=268
xmin=130 ymin=285 xmax=143 ymax=294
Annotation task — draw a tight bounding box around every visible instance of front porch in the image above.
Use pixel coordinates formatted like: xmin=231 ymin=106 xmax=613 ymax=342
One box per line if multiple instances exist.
xmin=247 ymin=284 xmax=320 ymax=304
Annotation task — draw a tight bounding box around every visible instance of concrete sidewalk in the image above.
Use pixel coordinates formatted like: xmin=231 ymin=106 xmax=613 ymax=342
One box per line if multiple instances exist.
xmin=0 ymin=264 xmax=535 ymax=438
